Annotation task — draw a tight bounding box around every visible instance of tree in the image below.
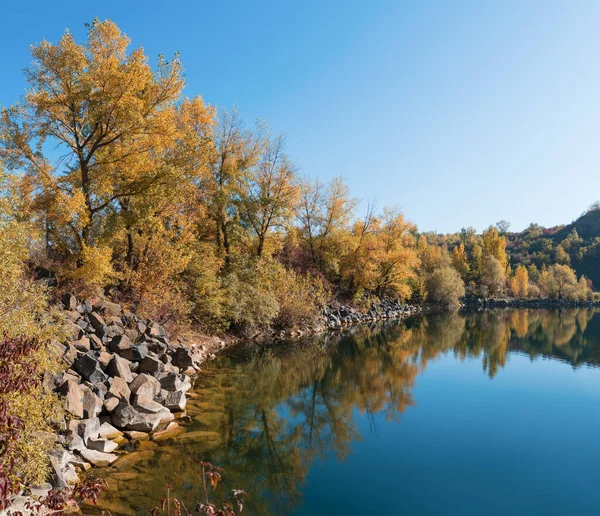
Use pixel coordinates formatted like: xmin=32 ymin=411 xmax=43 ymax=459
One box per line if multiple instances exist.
xmin=427 ymin=266 xmax=465 ymax=305
xmin=203 ymin=108 xmax=263 ymax=267
xmin=481 ymin=256 xmax=506 ymax=296
xmin=239 ymin=132 xmax=299 ymax=257
xmin=510 ymin=265 xmax=529 ymax=298
xmin=451 ymin=242 xmax=469 ymax=278
xmin=1 ymin=20 xmax=187 ymax=254
xmin=481 ymin=227 xmax=508 ymax=271
xmin=296 ymin=177 xmax=357 ymax=277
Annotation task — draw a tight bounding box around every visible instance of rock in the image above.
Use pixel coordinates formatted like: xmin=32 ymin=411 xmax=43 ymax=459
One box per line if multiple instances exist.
xmin=87 ymin=438 xmax=119 ymax=453
xmin=106 ymin=355 xmax=134 ymax=383
xmin=134 ymin=394 xmax=166 ymax=414
xmin=171 ymin=347 xmax=196 ymax=368
xmin=73 ymin=337 xmax=91 ymax=352
xmin=49 ymin=447 xmax=79 ymax=488
xmin=120 ymin=344 xmax=148 ymax=362
xmin=73 ymin=354 xmax=108 ymax=384
xmin=108 ymin=376 xmax=131 ymax=402
xmin=124 ymin=431 xmax=149 ymax=441
xmin=88 ymin=312 xmax=108 ymax=338
xmin=152 ymin=422 xmax=184 ymax=442
xmin=129 ymin=373 xmax=161 ymax=398
xmin=73 ymin=417 xmax=100 ymax=445
xmin=109 ymin=334 xmax=132 ymax=353
xmin=62 ymin=293 xmax=77 ymax=311
xmin=104 ymin=397 xmax=120 ymax=413
xmin=111 ymin=402 xmax=163 ymax=432
xmin=89 ymin=334 xmax=104 ymax=351
xmin=58 ymin=379 xmax=84 ymax=418
xmin=79 ymin=448 xmax=118 ymax=467
xmin=81 ymin=386 xmax=103 ymax=418
xmin=103 ymin=300 xmax=123 ymax=317
xmin=146 ymin=340 xmax=167 ymax=355
xmin=65 ymin=431 xmax=86 ymax=452
xmin=138 ymin=355 xmax=164 ymax=375
xmin=96 ymin=351 xmax=113 ymax=369
xmin=30 ymin=483 xmax=52 ymax=499
xmin=98 ymin=422 xmax=123 ymax=440
xmin=65 ymin=320 xmax=84 ymax=340
xmin=164 ymin=391 xmax=186 ymax=411
xmin=124 ymin=328 xmax=139 ymax=343
xmin=147 ymin=322 xmax=166 ymax=338
xmin=159 ymin=373 xmax=183 ymax=392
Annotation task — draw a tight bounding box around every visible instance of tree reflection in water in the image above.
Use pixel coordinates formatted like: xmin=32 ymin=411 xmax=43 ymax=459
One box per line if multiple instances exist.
xmin=92 ymin=308 xmax=600 ymax=515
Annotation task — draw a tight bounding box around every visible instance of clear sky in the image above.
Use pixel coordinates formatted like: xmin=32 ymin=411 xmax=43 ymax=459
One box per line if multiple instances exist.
xmin=1 ymin=0 xmax=599 ymax=233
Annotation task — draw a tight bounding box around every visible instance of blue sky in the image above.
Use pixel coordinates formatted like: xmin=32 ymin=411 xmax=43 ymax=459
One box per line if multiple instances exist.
xmin=1 ymin=0 xmax=599 ymax=233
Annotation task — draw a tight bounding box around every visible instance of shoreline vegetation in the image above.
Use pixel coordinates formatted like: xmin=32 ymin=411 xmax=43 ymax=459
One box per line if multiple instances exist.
xmin=0 ymin=18 xmax=599 ymax=514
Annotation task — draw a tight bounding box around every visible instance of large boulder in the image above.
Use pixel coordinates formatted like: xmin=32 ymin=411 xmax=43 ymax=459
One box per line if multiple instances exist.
xmin=129 ymin=373 xmax=161 ymax=398
xmin=138 ymin=355 xmax=165 ymax=375
xmin=134 ymin=394 xmax=166 ymax=414
xmin=88 ymin=312 xmax=108 ymax=338
xmin=72 ymin=417 xmax=100 ymax=445
xmin=120 ymin=344 xmax=148 ymax=362
xmin=107 ymin=376 xmax=131 ymax=402
xmin=87 ymin=438 xmax=118 ymax=453
xmin=106 ymin=355 xmax=134 ymax=383
xmin=73 ymin=354 xmax=108 ymax=384
xmin=80 ymin=448 xmax=118 ymax=467
xmin=81 ymin=386 xmax=103 ymax=418
xmin=164 ymin=391 xmax=186 ymax=412
xmin=111 ymin=402 xmax=164 ymax=432
xmin=109 ymin=335 xmax=132 ymax=354
xmin=57 ymin=380 xmax=84 ymax=418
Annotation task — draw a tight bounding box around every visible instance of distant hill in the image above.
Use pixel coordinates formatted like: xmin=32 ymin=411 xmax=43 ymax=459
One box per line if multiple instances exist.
xmin=507 ymin=208 xmax=600 ymax=288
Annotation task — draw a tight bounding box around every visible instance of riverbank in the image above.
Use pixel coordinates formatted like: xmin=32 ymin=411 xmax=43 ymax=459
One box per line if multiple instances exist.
xmin=7 ymin=293 xmax=600 ymax=512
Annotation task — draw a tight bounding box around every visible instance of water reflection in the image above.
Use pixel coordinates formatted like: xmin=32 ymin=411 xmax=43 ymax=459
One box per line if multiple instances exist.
xmin=92 ymin=308 xmax=600 ymax=515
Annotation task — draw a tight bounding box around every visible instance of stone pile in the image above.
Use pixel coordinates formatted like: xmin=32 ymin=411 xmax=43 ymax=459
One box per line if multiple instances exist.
xmin=46 ymin=294 xmax=208 ymax=488
xmin=323 ymin=299 xmax=420 ymax=329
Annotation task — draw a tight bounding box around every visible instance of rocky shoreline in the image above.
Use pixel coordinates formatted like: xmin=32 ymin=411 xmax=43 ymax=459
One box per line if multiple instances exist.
xmin=462 ymin=296 xmax=600 ymax=309
xmin=6 ymin=294 xmax=599 ymax=513
xmin=7 ymin=294 xmax=220 ymax=513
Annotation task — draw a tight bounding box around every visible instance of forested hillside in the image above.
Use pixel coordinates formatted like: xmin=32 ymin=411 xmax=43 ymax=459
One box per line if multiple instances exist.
xmin=506 ymin=206 xmax=600 ymax=288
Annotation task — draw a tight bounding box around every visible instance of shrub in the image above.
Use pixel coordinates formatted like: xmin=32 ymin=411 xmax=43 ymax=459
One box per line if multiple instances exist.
xmin=426 ymin=266 xmax=465 ymax=305
xmin=222 ymin=257 xmax=328 ymax=335
xmin=0 ymin=169 xmax=64 ymax=491
xmin=481 ymin=256 xmax=506 ymax=297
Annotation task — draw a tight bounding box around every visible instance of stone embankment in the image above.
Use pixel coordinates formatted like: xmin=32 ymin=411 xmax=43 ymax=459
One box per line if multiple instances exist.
xmin=38 ymin=294 xmax=220 ymax=495
xmin=463 ymin=297 xmax=600 ymax=309
xmin=323 ymin=299 xmax=423 ymax=329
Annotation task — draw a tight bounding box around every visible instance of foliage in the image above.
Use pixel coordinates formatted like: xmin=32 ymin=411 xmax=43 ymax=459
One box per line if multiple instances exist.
xmin=426 ymin=266 xmax=465 ymax=305
xmin=0 ymin=169 xmax=64 ymax=490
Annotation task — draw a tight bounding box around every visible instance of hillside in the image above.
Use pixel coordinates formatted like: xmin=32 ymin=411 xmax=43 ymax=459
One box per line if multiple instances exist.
xmin=507 ymin=208 xmax=600 ymax=288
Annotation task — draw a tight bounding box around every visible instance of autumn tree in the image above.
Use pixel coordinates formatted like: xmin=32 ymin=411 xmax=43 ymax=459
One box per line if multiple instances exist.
xmin=296 ymin=176 xmax=357 ymax=278
xmin=239 ymin=132 xmax=300 ymax=257
xmin=202 ymin=108 xmax=263 ymax=266
xmin=0 ymin=19 xmax=212 ymax=291
xmin=510 ymin=265 xmax=529 ymax=298
xmin=451 ymin=242 xmax=469 ymax=278
xmin=481 ymin=226 xmax=508 ymax=271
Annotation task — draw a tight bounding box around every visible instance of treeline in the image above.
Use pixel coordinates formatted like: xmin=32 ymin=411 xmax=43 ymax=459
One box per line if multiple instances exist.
xmin=0 ymin=20 xmax=597 ymax=338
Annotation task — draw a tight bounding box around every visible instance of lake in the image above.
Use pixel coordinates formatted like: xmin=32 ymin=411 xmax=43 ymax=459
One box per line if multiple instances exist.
xmin=92 ymin=308 xmax=600 ymax=515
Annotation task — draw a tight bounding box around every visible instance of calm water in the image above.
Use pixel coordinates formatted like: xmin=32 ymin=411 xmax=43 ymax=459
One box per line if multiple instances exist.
xmin=93 ymin=309 xmax=600 ymax=515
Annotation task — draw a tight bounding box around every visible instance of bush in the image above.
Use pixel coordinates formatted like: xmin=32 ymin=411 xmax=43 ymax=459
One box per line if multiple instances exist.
xmin=222 ymin=257 xmax=328 ymax=335
xmin=426 ymin=266 xmax=465 ymax=305
xmin=0 ymin=169 xmax=64 ymax=490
